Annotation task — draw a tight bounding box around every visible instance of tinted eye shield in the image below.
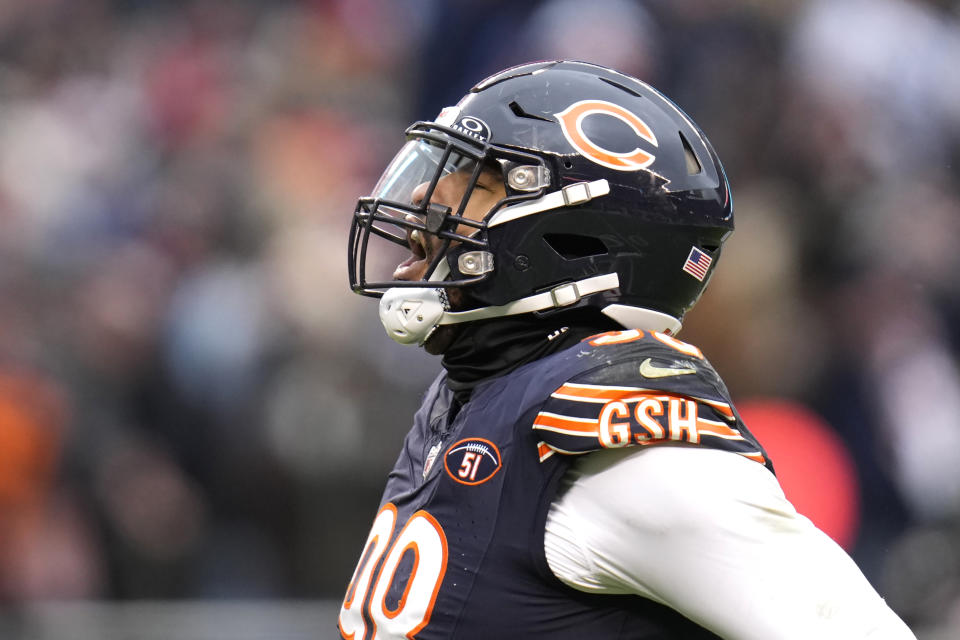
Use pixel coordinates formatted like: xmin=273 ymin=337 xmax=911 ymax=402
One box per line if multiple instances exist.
xmin=348 ymin=124 xmax=548 ymax=297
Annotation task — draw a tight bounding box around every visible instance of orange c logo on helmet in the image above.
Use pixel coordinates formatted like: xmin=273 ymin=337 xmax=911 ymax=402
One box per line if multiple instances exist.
xmin=556 ymin=99 xmax=658 ymax=171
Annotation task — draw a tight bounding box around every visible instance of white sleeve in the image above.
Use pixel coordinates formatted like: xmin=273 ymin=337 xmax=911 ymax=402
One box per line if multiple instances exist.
xmin=544 ymin=445 xmax=916 ymax=640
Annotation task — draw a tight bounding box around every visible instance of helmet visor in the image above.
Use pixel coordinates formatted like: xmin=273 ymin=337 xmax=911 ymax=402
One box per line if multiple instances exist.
xmin=349 ymin=136 xmax=496 ymax=296
xmin=371 ymin=138 xmax=479 ymax=205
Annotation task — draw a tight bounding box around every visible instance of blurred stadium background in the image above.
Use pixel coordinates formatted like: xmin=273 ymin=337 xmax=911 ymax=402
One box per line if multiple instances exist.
xmin=0 ymin=0 xmax=958 ymax=637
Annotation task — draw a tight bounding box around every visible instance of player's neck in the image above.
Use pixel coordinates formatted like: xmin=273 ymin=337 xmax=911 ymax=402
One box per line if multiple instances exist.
xmin=441 ymin=311 xmax=619 ymax=398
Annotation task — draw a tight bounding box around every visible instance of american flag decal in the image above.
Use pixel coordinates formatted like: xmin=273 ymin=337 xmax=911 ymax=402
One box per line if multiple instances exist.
xmin=682 ymin=247 xmax=712 ymax=281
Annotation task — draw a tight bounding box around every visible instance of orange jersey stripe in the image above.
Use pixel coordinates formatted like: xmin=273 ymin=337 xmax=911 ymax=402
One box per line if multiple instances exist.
xmin=537 ymin=442 xmax=555 ymax=462
xmin=536 ymin=441 xmax=589 ymax=460
xmin=533 ymin=412 xmax=600 ymax=436
xmin=552 ymin=383 xmax=735 ymax=420
xmin=698 ymin=397 xmax=734 ymax=419
xmin=695 ymin=419 xmax=743 ymax=439
xmin=551 ymin=386 xmax=649 ymax=403
xmin=552 ymin=383 xmax=667 ymax=403
xmin=737 ymin=451 xmax=767 ymax=464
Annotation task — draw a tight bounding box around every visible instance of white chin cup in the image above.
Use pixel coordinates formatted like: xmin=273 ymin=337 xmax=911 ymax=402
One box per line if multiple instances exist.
xmin=379 ymin=287 xmax=449 ymax=345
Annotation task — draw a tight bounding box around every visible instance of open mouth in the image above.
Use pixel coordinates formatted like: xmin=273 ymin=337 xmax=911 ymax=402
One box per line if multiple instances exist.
xmin=393 ymin=228 xmax=432 ymax=281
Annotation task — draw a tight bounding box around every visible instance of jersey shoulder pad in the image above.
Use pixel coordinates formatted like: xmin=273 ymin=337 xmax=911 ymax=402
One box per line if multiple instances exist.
xmin=531 ymin=330 xmax=762 ymax=464
xmin=572 ymin=329 xmax=724 ymax=396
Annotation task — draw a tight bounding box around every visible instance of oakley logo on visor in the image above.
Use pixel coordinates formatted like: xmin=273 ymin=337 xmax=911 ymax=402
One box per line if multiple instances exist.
xmin=556 ymin=99 xmax=658 ymax=171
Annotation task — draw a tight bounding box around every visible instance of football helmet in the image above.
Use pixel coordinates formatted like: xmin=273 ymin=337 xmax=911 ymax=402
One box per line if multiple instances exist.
xmin=348 ymin=60 xmax=733 ymax=346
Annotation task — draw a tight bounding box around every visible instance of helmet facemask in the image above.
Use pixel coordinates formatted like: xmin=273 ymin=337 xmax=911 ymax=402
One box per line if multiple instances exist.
xmin=349 ymin=122 xmax=556 ymax=348
xmin=348 ymin=123 xmax=548 ymax=299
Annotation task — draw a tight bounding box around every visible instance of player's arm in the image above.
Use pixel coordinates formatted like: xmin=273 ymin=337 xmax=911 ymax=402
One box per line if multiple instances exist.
xmin=544 ymin=445 xmax=916 ymax=640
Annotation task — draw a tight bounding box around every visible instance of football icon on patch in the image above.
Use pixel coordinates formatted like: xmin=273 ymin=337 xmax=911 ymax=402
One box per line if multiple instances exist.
xmin=444 ymin=438 xmax=502 ymax=486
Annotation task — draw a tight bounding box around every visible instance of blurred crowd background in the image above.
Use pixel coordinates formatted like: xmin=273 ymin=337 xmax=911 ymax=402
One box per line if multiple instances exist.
xmin=0 ymin=0 xmax=958 ymax=637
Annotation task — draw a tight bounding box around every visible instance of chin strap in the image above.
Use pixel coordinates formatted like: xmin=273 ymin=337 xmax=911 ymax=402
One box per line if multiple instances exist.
xmin=487 ymin=179 xmax=610 ymax=227
xmin=379 ymin=272 xmax=621 ymax=346
xmin=439 ymin=273 xmax=619 ymax=325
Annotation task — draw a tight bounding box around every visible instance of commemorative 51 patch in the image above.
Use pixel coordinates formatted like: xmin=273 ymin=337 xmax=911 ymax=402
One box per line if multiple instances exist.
xmin=444 ymin=438 xmax=502 ymax=486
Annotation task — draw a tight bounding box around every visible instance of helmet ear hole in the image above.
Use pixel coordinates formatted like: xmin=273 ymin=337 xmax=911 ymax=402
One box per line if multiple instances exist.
xmin=543 ymin=233 xmax=608 ymax=260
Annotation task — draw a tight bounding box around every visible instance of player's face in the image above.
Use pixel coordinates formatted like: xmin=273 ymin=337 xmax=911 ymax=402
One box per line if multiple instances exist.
xmin=392 ymin=166 xmax=506 ymax=283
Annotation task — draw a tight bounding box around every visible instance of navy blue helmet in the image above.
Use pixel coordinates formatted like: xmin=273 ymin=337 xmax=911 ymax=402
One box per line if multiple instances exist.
xmin=348 ymin=60 xmax=733 ymax=345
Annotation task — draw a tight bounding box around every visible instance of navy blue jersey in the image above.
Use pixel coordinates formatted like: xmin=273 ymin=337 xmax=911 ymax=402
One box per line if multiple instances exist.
xmin=339 ymin=330 xmax=771 ymax=639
